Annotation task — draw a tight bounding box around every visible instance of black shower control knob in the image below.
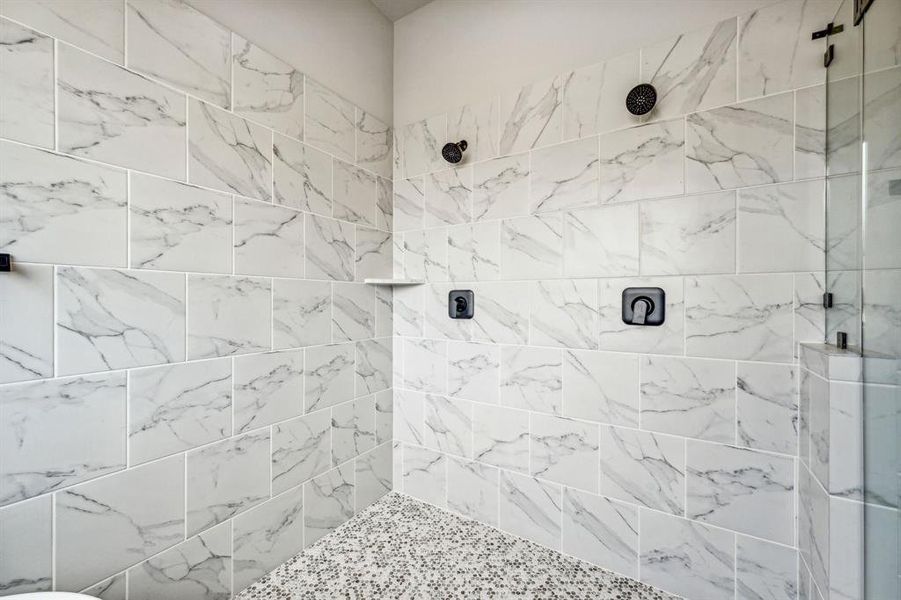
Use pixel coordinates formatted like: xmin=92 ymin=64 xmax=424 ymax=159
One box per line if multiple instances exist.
xmin=455 ymin=296 xmax=468 ymax=313
xmin=448 ymin=289 xmax=474 ymax=319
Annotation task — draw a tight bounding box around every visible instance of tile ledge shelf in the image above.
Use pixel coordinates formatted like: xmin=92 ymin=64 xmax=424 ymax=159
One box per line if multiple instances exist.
xmin=363 ymin=278 xmax=425 ymax=286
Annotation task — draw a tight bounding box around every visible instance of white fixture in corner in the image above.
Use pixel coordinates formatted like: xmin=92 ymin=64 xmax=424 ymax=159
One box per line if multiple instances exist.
xmin=363 ymin=278 xmax=424 ymax=286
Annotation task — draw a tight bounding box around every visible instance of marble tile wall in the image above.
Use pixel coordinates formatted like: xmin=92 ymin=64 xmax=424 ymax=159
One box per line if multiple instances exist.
xmin=390 ymin=1 xmax=851 ymax=599
xmin=0 ymin=0 xmax=393 ymax=597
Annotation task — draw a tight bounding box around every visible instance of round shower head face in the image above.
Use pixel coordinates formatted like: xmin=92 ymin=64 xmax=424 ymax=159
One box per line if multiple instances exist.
xmin=442 ymin=140 xmax=468 ymax=164
xmin=626 ymin=83 xmax=657 ymax=116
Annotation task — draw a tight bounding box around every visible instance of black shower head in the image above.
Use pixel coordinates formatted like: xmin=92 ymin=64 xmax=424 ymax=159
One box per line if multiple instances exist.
xmin=626 ymin=83 xmax=657 ymax=116
xmin=442 ymin=140 xmax=468 ymax=164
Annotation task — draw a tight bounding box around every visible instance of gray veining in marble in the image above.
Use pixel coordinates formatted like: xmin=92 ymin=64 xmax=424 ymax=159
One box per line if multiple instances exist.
xmin=562 ymin=487 xmax=639 ymax=579
xmin=305 ymin=344 xmax=354 ymax=413
xmin=187 ymin=275 xmax=271 ymax=360
xmin=598 ymin=120 xmax=684 ymax=204
xmin=0 ymin=495 xmax=51 ymax=594
xmin=0 ymin=18 xmax=54 ymax=148
xmin=423 ymin=396 xmax=472 ymax=459
xmin=233 ymin=34 xmax=304 ymax=139
xmin=272 ymin=279 xmax=331 ymax=349
xmin=473 ymin=403 xmax=530 ymax=474
xmin=234 ymin=350 xmax=304 ymax=433
xmin=498 ymin=471 xmax=562 ymax=549
xmin=498 ymin=77 xmax=563 ymax=155
xmin=333 ymin=160 xmax=377 ymax=226
xmin=357 ymin=111 xmax=392 ymax=179
xmin=0 ymin=263 xmax=53 ymax=384
xmin=305 ymin=215 xmax=354 ymax=281
xmin=304 ymin=463 xmax=354 ymax=545
xmin=447 ymin=98 xmax=498 ymax=163
xmin=425 ymin=167 xmax=473 ymax=226
xmin=273 ymin=134 xmax=332 ymax=216
xmin=530 ymin=279 xmax=598 ymax=349
xmin=530 ymin=137 xmax=599 ymax=213
xmin=563 ymin=52 xmax=639 ymax=140
xmin=473 ymin=153 xmax=531 ymax=221
xmin=563 ymin=350 xmax=639 ymax=427
xmin=305 ymin=78 xmax=355 ymax=162
xmin=530 ymin=414 xmax=599 ymax=492
xmin=234 ymin=198 xmax=304 ymax=278
xmin=271 ymin=411 xmax=331 ymax=494
xmin=332 ymin=396 xmax=377 ymax=464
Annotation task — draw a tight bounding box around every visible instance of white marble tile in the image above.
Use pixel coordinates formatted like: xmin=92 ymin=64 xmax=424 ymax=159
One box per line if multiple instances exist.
xmin=423 ymin=395 xmax=472 ymax=458
xmin=473 ymin=403 xmax=529 ymax=474
xmin=332 ymin=282 xmax=375 ymax=342
xmin=828 ymin=381 xmax=863 ymax=500
xmin=303 ymin=463 xmax=354 ymax=544
xmin=333 ymin=160 xmax=376 ymax=226
xmin=530 ymin=137 xmax=598 ymax=213
xmin=687 ymin=441 xmax=795 ymax=544
xmin=642 ymin=17 xmax=737 ymax=119
xmin=271 ymin=411 xmax=331 ymax=494
xmin=738 ymin=180 xmax=825 ymax=273
xmin=357 ymin=111 xmax=392 ymax=178
xmin=472 ymin=153 xmax=531 ymax=221
xmin=376 ymin=176 xmax=392 ymax=232
xmin=305 ymin=78 xmax=355 ymax=162
xmin=425 ymin=167 xmax=473 ymax=227
xmin=0 ymin=142 xmax=128 ymax=266
xmin=186 ymin=431 xmax=270 ymax=536
xmin=82 ymin=567 xmax=126 ymax=598
xmin=563 ymin=52 xmax=639 ymax=140
xmin=798 ymin=465 xmax=829 ymax=596
xmin=127 ymin=0 xmax=230 ymax=107
xmin=500 ymin=345 xmax=562 ymax=415
xmin=863 ymin=66 xmax=901 ymax=172
xmin=447 ymin=98 xmax=498 ymax=163
xmin=795 ymin=84 xmax=826 ymax=180
xmin=273 ymin=134 xmax=332 ymax=216
xmin=861 ymin=0 xmax=901 ymax=72
xmin=0 ymin=495 xmax=51 ymax=594
xmin=0 ymin=264 xmax=53 ymax=384
xmin=736 ymin=535 xmax=798 ymax=600
xmin=305 ymin=343 xmax=355 ymax=413
xmin=737 ymin=362 xmax=798 ymax=455
xmin=394 ymin=389 xmax=424 ymax=446
xmin=447 ymin=221 xmax=500 ymax=281
xmin=0 ymin=372 xmax=125 ymax=506
xmin=563 ymin=350 xmax=638 ymax=427
xmin=639 ymin=509 xmax=735 ymax=600
xmin=1 ymin=0 xmax=123 ymax=63
xmin=272 ymin=279 xmax=331 ymax=349
xmin=447 ymin=341 xmax=499 ymax=403
xmin=187 ymin=275 xmax=270 ymax=359
xmin=685 ymin=274 xmax=794 ymax=362
xmin=865 ymin=168 xmax=901 ymax=271
xmin=355 ymin=442 xmax=392 ymax=511
xmin=234 ymin=198 xmax=304 ymax=277
xmin=129 ymin=359 xmax=231 ymax=465
xmin=233 ymin=34 xmax=304 ymax=139
xmin=189 ymin=99 xmax=272 ymax=202
xmin=530 ymin=414 xmax=599 ymax=492
xmin=0 ymin=18 xmax=54 ymax=148
xmin=394 ymin=177 xmax=425 ymax=232
xmin=234 ymin=350 xmax=304 ymax=433
xmin=794 ymin=272 xmax=826 ymax=356
xmin=861 ymin=269 xmax=901 ymax=358
xmin=403 ymin=445 xmax=446 ymax=507
xmin=598 ymin=276 xmax=685 ymax=355
xmin=826 ymin=75 xmax=862 ymax=177
xmin=130 ymin=173 xmax=231 ymax=273
xmin=598 ymin=119 xmax=684 ymax=204
xmin=641 ymin=355 xmax=735 ymax=443
xmin=392 ymin=284 xmax=422 ymax=337
xmin=56 ymin=455 xmax=184 ymax=592
xmin=374 ymin=389 xmax=393 ymax=445
xmin=305 ymin=215 xmax=355 ymax=281
xmin=498 ymin=471 xmax=562 ymax=549
xmin=564 ymin=204 xmax=639 ymax=277
xmin=332 ymin=395 xmax=376 ymax=464
xmin=562 ymin=488 xmax=638 ymax=579
xmin=600 ymin=425 xmax=685 ymax=515
xmin=738 ymin=0 xmax=837 ymax=99
xmin=59 ymin=43 xmax=186 ymax=179
xmin=640 ymin=191 xmax=736 ymax=276
xmin=374 ymin=278 xmax=393 ymax=337
xmin=356 ymin=338 xmax=391 ymax=397
xmin=447 ymin=456 xmax=498 ymax=526
xmin=530 ymin=279 xmax=598 ymax=350
xmin=472 ymin=282 xmax=530 ymax=345
xmin=403 ymin=338 xmax=446 ymax=395
xmin=501 ymin=214 xmax=563 ymax=279
xmin=403 ymin=228 xmax=447 ymax=282
xmin=129 ymin=521 xmax=231 ymax=600
xmin=401 ymin=114 xmax=446 ymax=178
xmin=686 ymin=92 xmax=794 ymax=193
xmin=57 ymin=267 xmax=185 ymax=375
xmin=498 ymin=76 xmax=563 ymax=155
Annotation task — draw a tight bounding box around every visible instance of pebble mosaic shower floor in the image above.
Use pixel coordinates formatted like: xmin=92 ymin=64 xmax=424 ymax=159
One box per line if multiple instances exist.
xmin=237 ymin=492 xmax=674 ymax=599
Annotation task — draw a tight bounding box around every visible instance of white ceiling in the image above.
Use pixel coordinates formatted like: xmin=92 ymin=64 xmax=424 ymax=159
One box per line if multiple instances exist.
xmin=370 ymin=0 xmax=433 ymax=21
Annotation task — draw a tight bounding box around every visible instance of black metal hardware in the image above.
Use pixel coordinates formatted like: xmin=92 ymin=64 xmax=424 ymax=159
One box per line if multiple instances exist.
xmin=823 ymin=292 xmax=834 ymax=309
xmin=812 ymin=22 xmax=844 ymax=40
xmin=836 ymin=331 xmax=848 ymax=349
xmin=0 ymin=253 xmax=10 ymax=272
xmin=448 ymin=290 xmax=474 ymax=319
xmin=854 ymin=0 xmax=874 ymax=25
xmin=824 ymin=44 xmax=835 ymax=67
xmin=622 ymin=287 xmax=665 ymax=326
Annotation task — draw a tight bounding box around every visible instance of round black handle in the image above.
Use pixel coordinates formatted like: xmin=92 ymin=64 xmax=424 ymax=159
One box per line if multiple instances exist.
xmin=632 ymin=296 xmax=654 ymax=314
xmin=455 ymin=297 xmax=468 ymax=313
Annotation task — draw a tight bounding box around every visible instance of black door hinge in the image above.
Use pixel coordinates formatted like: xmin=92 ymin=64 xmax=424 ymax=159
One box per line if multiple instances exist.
xmin=812 ymin=22 xmax=844 ymax=40
xmin=823 ymin=292 xmax=834 ymax=309
xmin=824 ymin=44 xmax=835 ymax=67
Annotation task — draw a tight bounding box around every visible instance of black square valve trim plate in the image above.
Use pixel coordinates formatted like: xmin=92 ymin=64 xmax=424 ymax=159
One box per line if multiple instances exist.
xmin=622 ymin=287 xmax=665 ymax=326
xmin=449 ymin=290 xmax=474 ymax=319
